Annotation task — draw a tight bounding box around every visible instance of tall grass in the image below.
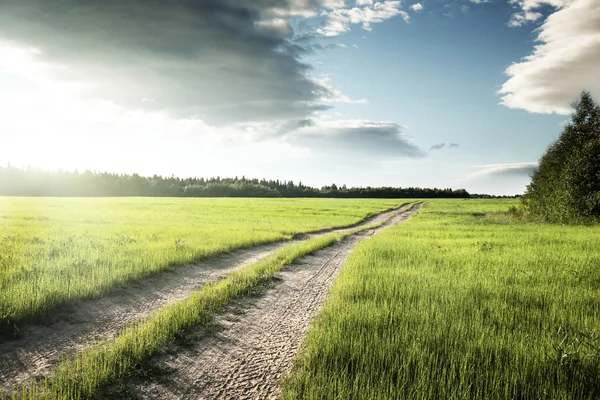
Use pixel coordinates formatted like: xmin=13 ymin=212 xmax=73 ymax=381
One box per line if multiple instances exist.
xmin=0 ymin=197 xmax=402 ymax=336
xmin=11 ymin=219 xmax=388 ymax=400
xmin=284 ymin=199 xmax=600 ymax=399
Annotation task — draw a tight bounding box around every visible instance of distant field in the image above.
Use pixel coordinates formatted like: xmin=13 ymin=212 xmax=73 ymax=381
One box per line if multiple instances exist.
xmin=285 ymin=199 xmax=600 ymax=399
xmin=0 ymin=197 xmax=403 ymax=334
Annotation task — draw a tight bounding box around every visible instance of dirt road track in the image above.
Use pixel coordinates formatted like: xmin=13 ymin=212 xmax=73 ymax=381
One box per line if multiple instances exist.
xmin=116 ymin=204 xmax=421 ymax=400
xmin=0 ymin=204 xmax=411 ymax=391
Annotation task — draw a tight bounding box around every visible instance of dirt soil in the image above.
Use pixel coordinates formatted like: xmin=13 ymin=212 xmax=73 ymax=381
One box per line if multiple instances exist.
xmin=111 ymin=204 xmax=421 ymax=400
xmin=0 ymin=204 xmax=412 ymax=391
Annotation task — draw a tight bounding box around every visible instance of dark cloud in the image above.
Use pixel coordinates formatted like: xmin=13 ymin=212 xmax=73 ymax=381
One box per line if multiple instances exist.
xmin=290 ymin=121 xmax=425 ymax=158
xmin=0 ymin=0 xmax=334 ymax=124
xmin=430 ymin=142 xmax=458 ymax=151
xmin=278 ymin=118 xmax=316 ymax=135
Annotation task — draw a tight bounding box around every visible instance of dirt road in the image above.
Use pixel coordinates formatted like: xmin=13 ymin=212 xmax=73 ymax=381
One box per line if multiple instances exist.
xmin=0 ymin=204 xmax=412 ymax=391
xmin=110 ymin=204 xmax=421 ymax=399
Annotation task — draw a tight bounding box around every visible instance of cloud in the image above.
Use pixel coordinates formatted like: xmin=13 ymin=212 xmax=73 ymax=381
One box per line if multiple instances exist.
xmin=233 ymin=117 xmax=423 ymax=159
xmin=410 ymin=3 xmax=424 ymax=12
xmin=287 ymin=119 xmax=425 ymax=158
xmin=509 ymin=0 xmax=566 ymax=11
xmin=242 ymin=118 xmax=316 ymax=141
xmin=0 ymin=0 xmax=341 ymax=125
xmin=508 ymin=11 xmax=543 ymax=27
xmin=314 ymin=75 xmax=369 ymax=103
xmin=471 ymin=162 xmax=539 ymax=177
xmin=429 ymin=143 xmax=459 ymax=151
xmin=457 ymin=162 xmax=538 ymax=195
xmin=470 ymin=0 xmax=491 ymax=3
xmin=325 ymin=43 xmax=349 ymax=49
xmin=499 ymin=0 xmax=600 ymax=114
xmin=322 ymin=0 xmax=347 ymax=8
xmin=317 ymin=1 xmax=410 ymax=36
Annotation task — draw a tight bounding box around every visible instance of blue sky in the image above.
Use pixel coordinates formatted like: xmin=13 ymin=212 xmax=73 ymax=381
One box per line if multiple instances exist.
xmin=0 ymin=0 xmax=598 ymax=194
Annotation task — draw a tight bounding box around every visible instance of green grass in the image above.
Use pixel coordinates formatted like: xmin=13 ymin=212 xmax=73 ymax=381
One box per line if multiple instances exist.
xmin=11 ymin=217 xmax=392 ymax=400
xmin=0 ymin=197 xmax=403 ymax=336
xmin=284 ymin=199 xmax=600 ymax=400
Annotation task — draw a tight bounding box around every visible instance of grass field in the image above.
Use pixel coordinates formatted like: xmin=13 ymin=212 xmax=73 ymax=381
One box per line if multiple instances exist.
xmin=0 ymin=197 xmax=403 ymax=336
xmin=284 ymin=199 xmax=600 ymax=399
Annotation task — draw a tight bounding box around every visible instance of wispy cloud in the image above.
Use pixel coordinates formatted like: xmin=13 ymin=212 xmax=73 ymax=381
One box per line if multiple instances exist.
xmin=317 ymin=1 xmax=410 ymax=36
xmin=470 ymin=162 xmax=539 ymax=178
xmin=430 ymin=143 xmax=459 ymax=151
xmin=314 ymin=75 xmax=369 ymax=104
xmin=508 ymin=10 xmax=544 ymax=27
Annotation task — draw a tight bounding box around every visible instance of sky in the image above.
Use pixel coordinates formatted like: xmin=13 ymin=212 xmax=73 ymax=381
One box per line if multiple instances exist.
xmin=0 ymin=0 xmax=598 ymax=195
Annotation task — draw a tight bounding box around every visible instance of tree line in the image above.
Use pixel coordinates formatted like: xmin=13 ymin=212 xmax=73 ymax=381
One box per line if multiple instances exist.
xmin=0 ymin=167 xmax=470 ymax=198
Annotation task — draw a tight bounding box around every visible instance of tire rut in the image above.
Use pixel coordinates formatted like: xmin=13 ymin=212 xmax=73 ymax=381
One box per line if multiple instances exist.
xmin=0 ymin=204 xmax=411 ymax=390
xmin=119 ymin=204 xmax=421 ymax=400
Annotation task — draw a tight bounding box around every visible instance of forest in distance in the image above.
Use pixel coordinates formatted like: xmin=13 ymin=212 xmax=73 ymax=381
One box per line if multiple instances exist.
xmin=0 ymin=166 xmax=470 ymax=199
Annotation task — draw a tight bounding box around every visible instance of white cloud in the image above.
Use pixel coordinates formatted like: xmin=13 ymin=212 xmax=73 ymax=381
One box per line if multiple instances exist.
xmin=508 ymin=10 xmax=543 ymax=26
xmin=509 ymin=0 xmax=566 ymax=11
xmin=499 ymin=0 xmax=600 ymax=114
xmin=317 ymin=1 xmax=409 ymax=36
xmin=410 ymin=3 xmax=424 ymax=12
xmin=313 ymin=75 xmax=369 ymax=104
xmin=470 ymin=0 xmax=491 ymax=3
xmin=321 ymin=0 xmax=347 ymax=9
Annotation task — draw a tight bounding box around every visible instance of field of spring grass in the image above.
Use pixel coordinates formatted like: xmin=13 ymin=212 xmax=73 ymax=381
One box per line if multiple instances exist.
xmin=0 ymin=197 xmax=403 ymax=335
xmin=285 ymin=199 xmax=600 ymax=399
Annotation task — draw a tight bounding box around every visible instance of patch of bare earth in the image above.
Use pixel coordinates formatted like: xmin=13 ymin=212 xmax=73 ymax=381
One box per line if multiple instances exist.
xmin=0 ymin=204 xmax=410 ymax=391
xmin=114 ymin=204 xmax=421 ymax=400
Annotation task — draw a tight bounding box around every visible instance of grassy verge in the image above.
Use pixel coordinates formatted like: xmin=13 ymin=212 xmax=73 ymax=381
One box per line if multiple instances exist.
xmin=10 ymin=216 xmax=394 ymax=400
xmin=0 ymin=197 xmax=404 ymax=338
xmin=284 ymin=199 xmax=600 ymax=400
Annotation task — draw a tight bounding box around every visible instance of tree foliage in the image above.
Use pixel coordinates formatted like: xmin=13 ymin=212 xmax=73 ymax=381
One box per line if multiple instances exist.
xmin=0 ymin=166 xmax=470 ymax=199
xmin=522 ymin=92 xmax=600 ymax=222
